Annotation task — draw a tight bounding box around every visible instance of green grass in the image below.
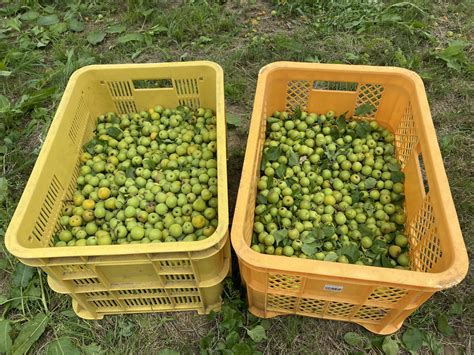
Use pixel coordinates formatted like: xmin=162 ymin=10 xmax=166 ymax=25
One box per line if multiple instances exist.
xmin=1 ymin=0 xmax=473 ymax=353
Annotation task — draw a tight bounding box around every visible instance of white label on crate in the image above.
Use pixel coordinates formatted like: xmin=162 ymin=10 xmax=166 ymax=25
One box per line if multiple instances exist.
xmin=324 ymin=284 xmax=343 ymax=292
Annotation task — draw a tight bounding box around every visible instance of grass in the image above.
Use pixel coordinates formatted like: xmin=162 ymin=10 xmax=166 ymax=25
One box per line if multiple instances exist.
xmin=0 ymin=0 xmax=473 ymax=353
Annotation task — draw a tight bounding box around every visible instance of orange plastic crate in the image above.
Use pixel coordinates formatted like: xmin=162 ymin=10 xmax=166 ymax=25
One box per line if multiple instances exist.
xmin=231 ymin=62 xmax=468 ymax=334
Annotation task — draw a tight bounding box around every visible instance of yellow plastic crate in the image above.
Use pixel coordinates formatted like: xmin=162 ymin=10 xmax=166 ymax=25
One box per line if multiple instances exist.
xmin=231 ymin=62 xmax=468 ymax=334
xmin=5 ymin=61 xmax=230 ymax=319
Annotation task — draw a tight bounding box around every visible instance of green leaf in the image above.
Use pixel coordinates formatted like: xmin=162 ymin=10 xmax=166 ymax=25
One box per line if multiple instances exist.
xmin=0 ymin=177 xmax=8 ymax=203
xmin=355 ymin=103 xmax=375 ymax=116
xmin=340 ymin=244 xmax=360 ymax=263
xmin=106 ymin=24 xmax=126 ymax=34
xmin=37 ymin=14 xmax=59 ymax=26
xmin=50 ymin=22 xmax=68 ymax=34
xmin=157 ymin=349 xmax=180 ymax=355
xmin=365 ymin=177 xmax=377 ymax=189
xmin=142 ymin=159 xmax=157 ymax=170
xmin=449 ymin=303 xmax=463 ymax=315
xmin=117 ymin=33 xmax=145 ymax=44
xmin=301 ymin=242 xmax=319 ymax=256
xmin=226 ymin=113 xmax=242 ymax=128
xmin=322 ymin=224 xmax=335 ymax=238
xmin=225 ymin=330 xmax=239 ymax=347
xmin=0 ymin=70 xmax=11 ymax=77
xmin=351 ymin=189 xmax=360 ymax=203
xmin=81 ymin=343 xmax=103 ymax=355
xmin=387 ymin=162 xmax=401 ymax=171
xmin=0 ymin=95 xmax=10 ymax=110
xmin=402 ymin=328 xmax=425 ymax=352
xmin=359 ymin=224 xmax=374 ymax=238
xmin=263 ymin=147 xmax=281 ymax=162
xmin=436 ymin=314 xmax=454 ymax=336
xmin=427 ymin=334 xmax=443 ymax=355
xmin=46 ymin=338 xmax=81 ymax=355
xmin=21 ymin=11 xmax=40 ymax=21
xmin=273 ymin=229 xmax=288 ymax=246
xmin=11 ymin=313 xmax=49 ymax=355
xmin=324 ymin=253 xmax=338 ymax=262
xmin=12 ymin=263 xmax=35 ymax=287
xmin=247 ymin=325 xmax=266 ymax=343
xmin=106 ymin=127 xmax=123 ymax=139
xmin=381 ymin=254 xmax=394 ymax=268
xmin=391 ymin=171 xmax=405 ymax=183
xmin=275 ymin=164 xmax=285 ymax=179
xmin=68 ymin=18 xmax=85 ymax=32
xmin=0 ymin=319 xmax=12 ymax=354
xmin=287 ymin=149 xmax=299 ymax=167
xmin=336 ymin=115 xmax=347 ymax=130
xmin=256 ymin=194 xmax=267 ymax=204
xmin=343 ymin=332 xmax=365 ymax=347
xmin=87 ymin=31 xmax=106 ymax=45
xmin=291 ymin=106 xmax=302 ymax=120
xmin=382 ymin=335 xmax=399 ymax=355
xmin=355 ymin=121 xmax=371 ymax=137
xmin=125 ymin=167 xmax=136 ymax=179
xmin=231 ymin=343 xmax=253 ymax=355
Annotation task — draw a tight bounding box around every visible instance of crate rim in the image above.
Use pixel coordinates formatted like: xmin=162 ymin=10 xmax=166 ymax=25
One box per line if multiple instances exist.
xmin=231 ymin=61 xmax=468 ymax=291
xmin=6 ymin=60 xmax=229 ymax=259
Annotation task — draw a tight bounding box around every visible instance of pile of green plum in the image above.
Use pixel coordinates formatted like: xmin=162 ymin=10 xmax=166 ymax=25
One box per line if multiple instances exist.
xmin=251 ymin=110 xmax=410 ymax=269
xmin=54 ymin=105 xmax=218 ymax=246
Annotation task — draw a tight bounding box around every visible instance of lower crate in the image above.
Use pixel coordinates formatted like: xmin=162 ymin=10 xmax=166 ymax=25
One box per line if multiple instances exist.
xmin=246 ymin=284 xmax=424 ymax=334
xmin=48 ymin=253 xmax=230 ymax=319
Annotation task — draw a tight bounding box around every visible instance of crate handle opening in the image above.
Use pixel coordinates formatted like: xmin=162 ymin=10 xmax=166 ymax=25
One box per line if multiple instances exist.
xmin=132 ymin=79 xmax=173 ymax=89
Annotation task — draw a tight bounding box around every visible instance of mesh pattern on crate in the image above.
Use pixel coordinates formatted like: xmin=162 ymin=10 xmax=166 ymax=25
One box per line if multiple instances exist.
xmin=31 ymin=175 xmax=63 ymax=246
xmin=268 ymin=274 xmax=302 ymax=291
xmin=174 ymin=78 xmax=201 ymax=109
xmin=407 ymin=193 xmax=442 ymax=272
xmin=285 ymin=80 xmax=311 ymax=111
xmin=395 ymin=102 xmax=418 ymax=169
xmin=68 ymin=95 xmax=89 ymax=144
xmin=106 ymin=81 xmax=137 ymax=114
xmin=298 ymin=298 xmax=325 ymax=315
xmin=325 ymin=302 xmax=355 ymax=318
xmin=353 ymin=305 xmax=388 ymax=321
xmin=267 ymin=294 xmax=297 ymax=312
xmin=353 ymin=83 xmax=384 ymax=120
xmin=368 ymin=287 xmax=407 ymax=304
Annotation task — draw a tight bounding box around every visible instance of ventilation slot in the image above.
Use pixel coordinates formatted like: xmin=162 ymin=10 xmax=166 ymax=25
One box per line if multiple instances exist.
xmin=73 ymin=278 xmax=100 ymax=286
xmin=174 ymin=78 xmax=200 ymax=109
xmin=407 ymin=193 xmax=442 ymax=272
xmin=368 ymin=287 xmax=407 ymax=304
xmin=326 ymin=302 xmax=355 ymax=318
xmin=286 ymin=80 xmax=311 ymax=112
xmin=298 ymin=298 xmax=325 ymax=315
xmin=267 ymin=294 xmax=297 ymax=312
xmin=268 ymin=273 xmax=302 ymax=291
xmin=159 ymin=259 xmax=191 ymax=269
xmin=353 ymin=83 xmax=384 ymax=120
xmin=173 ymin=295 xmax=201 ymax=304
xmin=313 ymin=80 xmax=358 ymax=91
xmin=30 ymin=175 xmax=63 ymax=245
xmin=68 ymin=96 xmax=89 ymax=144
xmin=353 ymin=305 xmax=388 ymax=321
xmin=106 ymin=81 xmax=137 ymax=114
xmin=395 ymin=102 xmax=418 ymax=169
xmin=164 ymin=274 xmax=195 ymax=283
